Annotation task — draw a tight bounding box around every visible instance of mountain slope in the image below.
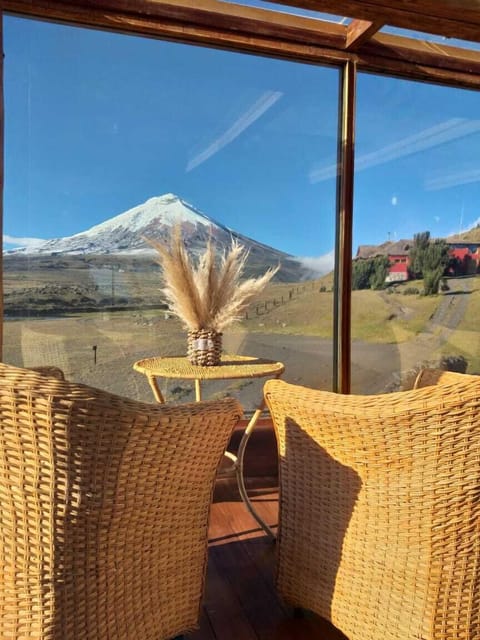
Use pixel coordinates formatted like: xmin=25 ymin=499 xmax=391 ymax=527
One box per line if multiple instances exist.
xmin=447 ymin=225 xmax=480 ymax=243
xmin=11 ymin=193 xmax=248 ymax=255
xmin=10 ymin=193 xmax=307 ymax=281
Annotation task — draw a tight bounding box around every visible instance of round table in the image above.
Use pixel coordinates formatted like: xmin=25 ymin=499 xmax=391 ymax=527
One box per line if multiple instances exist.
xmin=133 ymin=354 xmax=285 ymax=538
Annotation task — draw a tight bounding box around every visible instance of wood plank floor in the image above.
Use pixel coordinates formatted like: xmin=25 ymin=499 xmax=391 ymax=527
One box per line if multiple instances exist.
xmin=189 ymin=476 xmax=348 ymax=640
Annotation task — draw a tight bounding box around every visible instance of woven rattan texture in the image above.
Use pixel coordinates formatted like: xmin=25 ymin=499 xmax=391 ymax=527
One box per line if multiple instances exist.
xmin=187 ymin=329 xmax=223 ymax=366
xmin=264 ymin=377 xmax=480 ymax=640
xmin=134 ymin=355 xmax=285 ymax=381
xmin=0 ymin=363 xmax=242 ymax=639
xmin=413 ymin=367 xmax=479 ymax=389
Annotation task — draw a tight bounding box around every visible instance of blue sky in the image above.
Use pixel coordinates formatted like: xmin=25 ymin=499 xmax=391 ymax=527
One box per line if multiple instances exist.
xmin=4 ymin=14 xmax=480 ymax=264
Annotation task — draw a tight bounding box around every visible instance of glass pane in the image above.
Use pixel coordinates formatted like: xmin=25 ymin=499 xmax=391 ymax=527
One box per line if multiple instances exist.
xmin=219 ymin=0 xmax=348 ymax=22
xmin=3 ymin=15 xmax=339 ymax=409
xmin=352 ymin=72 xmax=480 ymax=393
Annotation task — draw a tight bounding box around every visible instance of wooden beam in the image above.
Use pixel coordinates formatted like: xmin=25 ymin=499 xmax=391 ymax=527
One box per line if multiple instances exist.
xmin=0 ymin=2 xmax=351 ymax=69
xmin=269 ymin=0 xmax=480 ymax=43
xmin=356 ymin=50 xmax=480 ymax=91
xmin=1 ymin=0 xmax=345 ymax=48
xmin=77 ymin=0 xmax=345 ymax=46
xmin=7 ymin=0 xmax=480 ymax=41
xmin=3 ymin=0 xmax=480 ymax=89
xmin=345 ymin=19 xmax=383 ymax=51
xmin=363 ymin=31 xmax=480 ymax=76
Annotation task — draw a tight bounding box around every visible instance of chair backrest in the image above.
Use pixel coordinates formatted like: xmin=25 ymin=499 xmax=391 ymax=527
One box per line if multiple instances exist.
xmin=27 ymin=364 xmax=66 ymax=379
xmin=413 ymin=367 xmax=478 ymax=389
xmin=264 ymin=376 xmax=480 ymax=640
xmin=0 ymin=362 xmax=241 ymax=640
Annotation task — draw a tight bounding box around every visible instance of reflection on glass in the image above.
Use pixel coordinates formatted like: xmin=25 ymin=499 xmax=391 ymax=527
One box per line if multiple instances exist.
xmin=221 ymin=0 xmax=348 ymax=22
xmin=3 ymin=16 xmax=338 ymax=407
xmin=352 ymin=73 xmax=480 ymax=393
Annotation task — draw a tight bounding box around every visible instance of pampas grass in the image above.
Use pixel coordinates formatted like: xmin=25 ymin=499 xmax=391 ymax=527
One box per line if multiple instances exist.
xmin=144 ymin=225 xmax=279 ymax=332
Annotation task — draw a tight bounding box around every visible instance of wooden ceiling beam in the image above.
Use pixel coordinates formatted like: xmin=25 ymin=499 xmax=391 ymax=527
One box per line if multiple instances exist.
xmin=345 ymin=19 xmax=383 ymax=51
xmin=364 ymin=31 xmax=480 ymax=76
xmin=2 ymin=0 xmax=480 ymax=89
xmin=356 ymin=50 xmax=480 ymax=91
xmin=0 ymin=0 xmax=345 ymax=47
xmin=269 ymin=0 xmax=480 ymax=43
xmin=3 ymin=0 xmax=480 ymax=50
xmin=0 ymin=0 xmax=350 ymax=64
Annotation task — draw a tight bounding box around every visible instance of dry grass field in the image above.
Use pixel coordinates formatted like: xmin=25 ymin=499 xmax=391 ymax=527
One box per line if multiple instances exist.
xmin=3 ymin=255 xmax=479 ymax=405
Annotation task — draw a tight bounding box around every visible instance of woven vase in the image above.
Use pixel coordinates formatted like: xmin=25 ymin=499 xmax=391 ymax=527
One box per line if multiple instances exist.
xmin=187 ymin=329 xmax=223 ymax=366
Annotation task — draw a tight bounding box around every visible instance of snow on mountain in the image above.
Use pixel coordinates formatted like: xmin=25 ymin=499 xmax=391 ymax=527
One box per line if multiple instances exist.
xmin=70 ymin=193 xmax=219 ymax=240
xmin=7 ymin=193 xmax=309 ymax=279
xmin=10 ymin=193 xmax=229 ymax=256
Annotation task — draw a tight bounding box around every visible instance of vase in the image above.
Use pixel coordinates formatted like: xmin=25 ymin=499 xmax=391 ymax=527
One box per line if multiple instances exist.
xmin=187 ymin=329 xmax=222 ymax=366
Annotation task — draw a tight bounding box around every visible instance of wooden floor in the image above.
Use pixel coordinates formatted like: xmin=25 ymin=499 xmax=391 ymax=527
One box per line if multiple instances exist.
xmin=189 ymin=475 xmax=347 ymax=640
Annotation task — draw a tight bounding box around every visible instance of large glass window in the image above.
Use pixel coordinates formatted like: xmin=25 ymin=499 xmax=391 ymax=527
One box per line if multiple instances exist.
xmin=352 ymin=73 xmax=480 ymax=393
xmin=3 ymin=16 xmax=339 ymax=407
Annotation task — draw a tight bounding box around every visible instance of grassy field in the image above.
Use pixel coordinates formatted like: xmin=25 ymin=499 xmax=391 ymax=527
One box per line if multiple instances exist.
xmin=3 ymin=260 xmax=479 ymax=403
xmin=238 ymin=278 xmax=439 ymax=344
xmin=236 ymin=274 xmax=480 ymax=376
xmin=437 ymin=276 xmax=480 ymax=373
xmin=1 ymin=254 xmax=459 ymax=345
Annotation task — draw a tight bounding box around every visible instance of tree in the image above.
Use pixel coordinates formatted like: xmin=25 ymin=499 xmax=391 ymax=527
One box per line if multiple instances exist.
xmin=422 ymin=240 xmax=450 ymax=295
xmin=409 ymin=231 xmax=431 ymax=278
xmin=408 ymin=232 xmax=450 ymax=295
xmin=352 ymin=255 xmax=389 ymax=290
xmin=352 ymin=259 xmax=373 ymax=290
xmin=369 ymin=256 xmax=390 ymax=290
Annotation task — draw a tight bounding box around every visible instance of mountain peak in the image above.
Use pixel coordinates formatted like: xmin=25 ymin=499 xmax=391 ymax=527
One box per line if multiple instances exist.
xmin=54 ymin=192 xmax=219 ymax=252
xmin=145 ymin=193 xmax=179 ymax=205
xmin=8 ymin=193 xmax=282 ymax=259
xmin=6 ymin=194 xmax=309 ymax=280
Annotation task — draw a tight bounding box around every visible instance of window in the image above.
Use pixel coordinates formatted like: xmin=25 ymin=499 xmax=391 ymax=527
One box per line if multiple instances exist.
xmin=5 ymin=13 xmax=478 ymax=401
xmin=3 ymin=15 xmax=339 ymax=406
xmin=352 ymin=73 xmax=480 ymax=392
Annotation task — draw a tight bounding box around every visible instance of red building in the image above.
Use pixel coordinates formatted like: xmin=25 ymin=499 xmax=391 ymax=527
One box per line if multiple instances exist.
xmin=448 ymin=243 xmax=480 ymax=276
xmin=356 ymin=240 xmax=480 ymax=284
xmin=385 ymin=255 xmax=410 ymax=282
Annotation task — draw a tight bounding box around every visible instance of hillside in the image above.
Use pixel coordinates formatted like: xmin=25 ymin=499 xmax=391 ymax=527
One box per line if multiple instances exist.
xmin=447 ymin=225 xmax=480 ymax=243
xmin=356 ymin=227 xmax=480 ymax=261
xmin=7 ymin=193 xmax=307 ymax=279
xmin=5 ymin=194 xmax=309 ymax=295
xmin=2 ymin=252 xmax=306 ymax=317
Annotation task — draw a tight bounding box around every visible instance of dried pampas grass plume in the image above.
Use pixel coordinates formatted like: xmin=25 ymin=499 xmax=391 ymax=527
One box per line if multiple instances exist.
xmin=144 ymin=225 xmax=279 ymax=332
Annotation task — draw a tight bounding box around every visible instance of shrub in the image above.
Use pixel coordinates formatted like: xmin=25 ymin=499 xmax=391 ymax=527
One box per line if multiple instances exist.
xmin=440 ymin=355 xmax=468 ymax=373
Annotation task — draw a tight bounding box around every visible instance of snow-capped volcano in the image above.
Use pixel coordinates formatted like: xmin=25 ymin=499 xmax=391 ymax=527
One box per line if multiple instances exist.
xmin=8 ymin=193 xmax=311 ymax=280
xmin=10 ymin=193 xmax=287 ymax=262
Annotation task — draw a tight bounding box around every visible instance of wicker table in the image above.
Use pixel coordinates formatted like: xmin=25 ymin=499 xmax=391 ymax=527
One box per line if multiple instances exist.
xmin=133 ymin=354 xmax=285 ymax=538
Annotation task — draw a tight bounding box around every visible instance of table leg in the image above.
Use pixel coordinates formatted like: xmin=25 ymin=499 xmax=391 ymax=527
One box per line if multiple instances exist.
xmin=147 ymin=374 xmax=165 ymax=403
xmin=194 ymin=379 xmax=202 ymax=402
xmin=236 ymin=402 xmax=276 ymax=540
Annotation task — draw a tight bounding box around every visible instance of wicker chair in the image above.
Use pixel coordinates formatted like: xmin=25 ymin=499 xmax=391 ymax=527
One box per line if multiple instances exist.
xmin=264 ymin=376 xmax=480 ymax=640
xmin=413 ymin=366 xmax=478 ymax=389
xmin=0 ymin=362 xmax=242 ymax=640
xmin=27 ymin=364 xmax=66 ymax=379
